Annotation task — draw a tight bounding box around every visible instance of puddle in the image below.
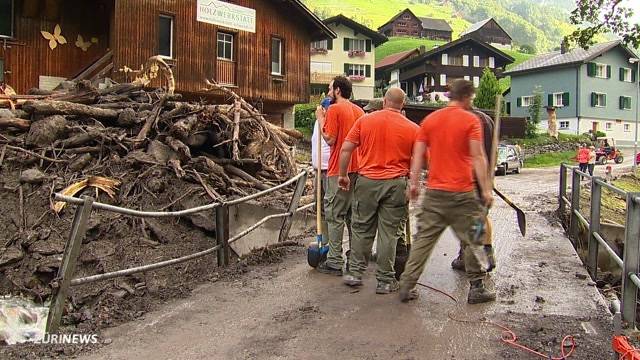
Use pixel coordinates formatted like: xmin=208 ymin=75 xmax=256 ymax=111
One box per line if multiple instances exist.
xmin=0 ymin=296 xmax=48 ymax=345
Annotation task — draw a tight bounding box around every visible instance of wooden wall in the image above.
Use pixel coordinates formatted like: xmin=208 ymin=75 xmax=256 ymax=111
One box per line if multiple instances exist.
xmin=1 ymin=0 xmax=112 ymax=93
xmin=111 ymin=0 xmax=315 ymax=105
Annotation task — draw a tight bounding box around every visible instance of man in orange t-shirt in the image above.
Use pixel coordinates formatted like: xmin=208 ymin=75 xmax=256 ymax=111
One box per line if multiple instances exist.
xmin=399 ymin=80 xmax=495 ymax=304
xmin=315 ymin=76 xmax=364 ymax=275
xmin=337 ymin=88 xmax=419 ymax=293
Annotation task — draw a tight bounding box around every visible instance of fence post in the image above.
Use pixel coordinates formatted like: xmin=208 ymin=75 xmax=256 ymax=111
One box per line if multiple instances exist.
xmin=46 ymin=196 xmax=94 ymax=334
xmin=621 ymin=193 xmax=640 ymax=328
xmin=559 ymin=164 xmax=567 ymax=214
xmin=216 ymin=205 xmax=230 ymax=266
xmin=588 ymin=177 xmax=601 ymax=280
xmin=278 ymin=170 xmax=308 ymax=243
xmin=569 ymin=168 xmax=581 ymax=242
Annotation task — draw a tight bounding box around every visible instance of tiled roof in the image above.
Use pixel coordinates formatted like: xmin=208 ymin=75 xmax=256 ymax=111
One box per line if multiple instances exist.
xmin=460 ymin=19 xmax=491 ymax=36
xmin=418 ymin=17 xmax=452 ymax=32
xmin=376 ymin=49 xmax=420 ymax=69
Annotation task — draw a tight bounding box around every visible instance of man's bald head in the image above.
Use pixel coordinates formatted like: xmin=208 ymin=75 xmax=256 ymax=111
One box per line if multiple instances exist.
xmin=383 ymin=88 xmax=406 ymax=110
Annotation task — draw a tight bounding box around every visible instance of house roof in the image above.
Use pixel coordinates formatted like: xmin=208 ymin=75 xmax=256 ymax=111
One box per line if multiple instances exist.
xmin=460 ymin=18 xmax=512 ymax=41
xmin=392 ymin=35 xmax=515 ymax=70
xmin=376 ymin=49 xmax=420 ymax=70
xmin=323 ymin=14 xmax=388 ymax=46
xmin=287 ymin=0 xmax=337 ymax=41
xmin=418 ymin=17 xmax=452 ymax=32
xmin=377 ymin=8 xmax=418 ymax=31
xmin=504 ymin=40 xmax=638 ymax=76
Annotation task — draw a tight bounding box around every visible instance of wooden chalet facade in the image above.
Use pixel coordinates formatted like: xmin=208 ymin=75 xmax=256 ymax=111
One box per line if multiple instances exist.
xmin=460 ymin=18 xmax=512 ymax=49
xmin=388 ymin=36 xmax=514 ymax=98
xmin=0 ymin=0 xmax=334 ymax=127
xmin=378 ymin=9 xmax=452 ymax=41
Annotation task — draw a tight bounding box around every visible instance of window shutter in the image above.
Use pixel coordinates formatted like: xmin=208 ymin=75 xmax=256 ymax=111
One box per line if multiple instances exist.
xmin=463 ymin=55 xmax=469 ymax=67
xmin=344 ymin=63 xmax=349 ymax=75
xmin=563 ymin=92 xmax=569 ymax=107
xmin=591 ymin=92 xmax=596 ymax=107
xmin=441 ymin=53 xmax=448 ymax=65
xmin=620 ymin=68 xmax=625 ymax=81
xmin=473 ymin=56 xmax=480 ymax=67
xmin=548 ymin=94 xmax=553 ymax=107
xmin=587 ymin=62 xmax=596 ymax=77
xmin=365 ymin=40 xmax=372 ymax=52
xmin=517 ymin=97 xmax=522 ymax=107
xmin=506 ymin=102 xmax=511 ymax=115
xmin=344 ymin=38 xmax=349 ymax=51
xmin=327 ymin=38 xmax=333 ymax=50
xmin=365 ymin=65 xmax=371 ymax=77
xmin=606 ymin=65 xmax=611 ymax=79
xmin=620 ymin=96 xmax=624 ymax=110
xmin=633 ymin=69 xmax=637 ymax=83
xmin=489 ymin=56 xmax=495 ymax=69
xmin=440 ymin=74 xmax=446 ymax=86
xmin=603 ymin=94 xmax=607 ymax=106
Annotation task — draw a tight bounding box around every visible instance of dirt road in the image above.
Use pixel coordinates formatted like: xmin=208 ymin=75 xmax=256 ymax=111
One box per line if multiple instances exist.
xmin=79 ymin=163 xmax=617 ymax=359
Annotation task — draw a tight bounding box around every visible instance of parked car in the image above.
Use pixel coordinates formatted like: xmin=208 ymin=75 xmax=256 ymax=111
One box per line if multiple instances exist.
xmin=496 ymin=145 xmax=522 ymax=176
xmin=595 ymin=137 xmax=624 ymax=164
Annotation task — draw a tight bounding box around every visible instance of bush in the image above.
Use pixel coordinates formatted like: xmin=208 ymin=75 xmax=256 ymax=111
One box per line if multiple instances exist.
xmin=294 ymin=103 xmax=317 ymax=134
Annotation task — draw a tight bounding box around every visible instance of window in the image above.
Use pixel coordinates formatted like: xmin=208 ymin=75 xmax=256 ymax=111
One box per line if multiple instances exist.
xmin=521 ymin=95 xmax=534 ymax=107
xmin=464 ymin=75 xmax=470 ymax=81
xmin=347 ymin=64 xmax=366 ymax=77
xmin=441 ymin=53 xmax=448 ymax=65
xmin=0 ymin=0 xmax=13 ymax=38
xmin=463 ymin=55 xmax=469 ymax=67
xmin=620 ymin=67 xmax=633 ymax=82
xmin=448 ymin=56 xmax=464 ymax=66
xmin=158 ymin=15 xmax=174 ymax=58
xmin=559 ymin=121 xmax=570 ymax=129
xmin=348 ymin=38 xmax=365 ymax=52
xmin=620 ymin=96 xmax=632 ymax=110
xmin=473 ymin=56 xmax=480 ymax=67
xmin=312 ymin=40 xmax=327 ymax=50
xmin=473 ymin=76 xmax=479 ymax=88
xmin=489 ymin=56 xmax=495 ymax=69
xmin=591 ymin=92 xmax=606 ymax=107
xmin=595 ymin=63 xmax=607 ymax=78
xmin=440 ymin=74 xmax=446 ymax=86
xmin=605 ymin=122 xmax=612 ymax=130
xmin=553 ymin=93 xmax=564 ymax=107
xmin=217 ymin=32 xmax=234 ymax=61
xmin=271 ymin=37 xmax=282 ymax=75
xmin=310 ymin=61 xmax=332 ymax=73
xmin=625 ymin=124 xmax=631 ymax=132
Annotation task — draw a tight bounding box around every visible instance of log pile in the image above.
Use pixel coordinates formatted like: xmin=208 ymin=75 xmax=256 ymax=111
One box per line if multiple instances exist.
xmin=0 ymin=79 xmax=301 ymax=200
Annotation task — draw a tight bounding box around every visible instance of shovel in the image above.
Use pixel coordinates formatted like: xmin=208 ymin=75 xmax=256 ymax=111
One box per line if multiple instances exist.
xmin=493 ymin=187 xmax=527 ymax=236
xmin=307 ymin=120 xmax=328 ymax=268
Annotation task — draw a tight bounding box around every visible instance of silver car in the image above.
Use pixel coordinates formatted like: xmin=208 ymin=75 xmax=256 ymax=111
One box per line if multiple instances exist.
xmin=496 ymin=145 xmax=522 ymax=176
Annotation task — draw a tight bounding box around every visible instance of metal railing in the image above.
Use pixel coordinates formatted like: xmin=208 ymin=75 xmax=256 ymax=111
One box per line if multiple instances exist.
xmin=45 ymin=169 xmax=310 ymax=333
xmin=559 ymin=164 xmax=640 ymax=329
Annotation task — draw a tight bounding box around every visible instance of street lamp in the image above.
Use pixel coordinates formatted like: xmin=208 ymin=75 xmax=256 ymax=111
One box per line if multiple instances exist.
xmin=630 ymin=57 xmax=639 ymax=173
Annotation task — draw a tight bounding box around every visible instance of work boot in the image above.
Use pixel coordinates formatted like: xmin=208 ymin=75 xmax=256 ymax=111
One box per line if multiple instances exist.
xmin=484 ymin=245 xmax=496 ymax=272
xmin=451 ymin=254 xmax=465 ymax=271
xmin=376 ymin=281 xmax=399 ymax=294
xmin=467 ymin=279 xmax=496 ymax=304
xmin=316 ymin=262 xmax=342 ymax=276
xmin=399 ymin=285 xmax=419 ymax=302
xmin=343 ymin=274 xmax=363 ymax=287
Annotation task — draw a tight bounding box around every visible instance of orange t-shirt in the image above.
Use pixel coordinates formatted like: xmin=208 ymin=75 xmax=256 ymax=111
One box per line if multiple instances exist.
xmin=323 ymin=101 xmax=364 ymax=176
xmin=417 ymin=106 xmax=483 ymax=192
xmin=345 ymin=109 xmax=419 ymax=180
xmin=577 ymin=148 xmax=590 ymax=163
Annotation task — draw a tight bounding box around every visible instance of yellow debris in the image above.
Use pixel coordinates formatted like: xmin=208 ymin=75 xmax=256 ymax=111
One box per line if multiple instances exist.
xmin=53 ymin=176 xmax=121 ymax=213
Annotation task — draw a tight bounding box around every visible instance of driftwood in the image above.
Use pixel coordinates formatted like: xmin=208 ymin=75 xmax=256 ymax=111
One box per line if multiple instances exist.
xmin=0 ymin=117 xmax=31 ymax=130
xmin=224 ymin=164 xmax=270 ymax=191
xmin=22 ymin=100 xmax=119 ymax=119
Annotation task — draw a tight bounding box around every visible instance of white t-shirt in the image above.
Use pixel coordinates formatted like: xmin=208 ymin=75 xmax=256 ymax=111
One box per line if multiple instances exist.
xmin=311 ymin=120 xmax=330 ymax=170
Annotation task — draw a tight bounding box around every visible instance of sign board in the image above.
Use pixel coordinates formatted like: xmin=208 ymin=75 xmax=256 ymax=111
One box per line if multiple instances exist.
xmin=197 ymin=0 xmax=256 ymax=33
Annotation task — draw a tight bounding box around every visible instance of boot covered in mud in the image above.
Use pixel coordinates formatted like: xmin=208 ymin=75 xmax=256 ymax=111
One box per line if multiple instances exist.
xmin=451 ymin=248 xmax=465 ymax=271
xmin=467 ymin=279 xmax=496 ymax=304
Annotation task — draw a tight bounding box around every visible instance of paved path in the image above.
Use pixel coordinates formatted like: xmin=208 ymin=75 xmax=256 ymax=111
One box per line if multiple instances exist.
xmin=80 ymin=165 xmax=618 ymax=359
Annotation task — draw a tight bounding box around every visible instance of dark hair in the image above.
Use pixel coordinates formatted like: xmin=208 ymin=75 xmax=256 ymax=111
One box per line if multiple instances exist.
xmin=448 ymin=79 xmax=475 ymax=101
xmin=332 ymin=76 xmax=353 ymax=99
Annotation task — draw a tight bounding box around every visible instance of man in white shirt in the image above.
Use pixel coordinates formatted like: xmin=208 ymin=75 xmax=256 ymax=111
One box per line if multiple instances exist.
xmin=311 ymin=98 xmax=331 ymax=244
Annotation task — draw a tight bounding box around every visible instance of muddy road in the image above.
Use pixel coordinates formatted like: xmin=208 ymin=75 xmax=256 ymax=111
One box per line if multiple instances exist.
xmin=67 ymin=160 xmax=622 ymax=360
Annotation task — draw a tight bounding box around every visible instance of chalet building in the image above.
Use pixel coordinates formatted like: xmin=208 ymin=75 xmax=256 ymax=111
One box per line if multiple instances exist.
xmin=378 ymin=9 xmax=452 ymax=41
xmin=375 ymin=48 xmax=420 ymax=91
xmin=310 ymin=14 xmax=387 ymax=99
xmin=387 ymin=36 xmax=514 ymax=99
xmin=460 ymin=18 xmax=512 ymax=49
xmin=504 ymin=40 xmax=639 ymax=145
xmin=0 ymin=0 xmax=334 ymax=128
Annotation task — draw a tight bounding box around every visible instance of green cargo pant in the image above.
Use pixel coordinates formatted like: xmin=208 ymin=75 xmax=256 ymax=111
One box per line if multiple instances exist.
xmin=347 ymin=176 xmax=408 ymax=284
xmin=324 ymin=174 xmax=356 ymax=269
xmin=400 ymin=189 xmax=487 ymax=289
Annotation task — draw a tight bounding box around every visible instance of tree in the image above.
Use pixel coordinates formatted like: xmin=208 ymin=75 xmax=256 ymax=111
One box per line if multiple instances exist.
xmin=526 ymin=87 xmax=543 ymax=138
xmin=473 ymin=68 xmax=501 ymax=110
xmin=566 ymin=0 xmax=640 ymax=49
xmin=519 ymin=44 xmax=536 ymax=54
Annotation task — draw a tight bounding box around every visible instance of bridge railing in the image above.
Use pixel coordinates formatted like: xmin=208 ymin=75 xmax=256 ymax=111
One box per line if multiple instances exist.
xmin=559 ymin=163 xmax=640 ymax=329
xmin=45 ymin=169 xmax=310 ymax=333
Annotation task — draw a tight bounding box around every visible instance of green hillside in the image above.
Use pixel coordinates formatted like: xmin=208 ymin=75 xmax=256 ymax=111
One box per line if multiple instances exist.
xmin=303 ymin=0 xmax=579 ymax=53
